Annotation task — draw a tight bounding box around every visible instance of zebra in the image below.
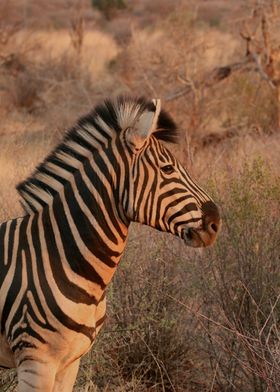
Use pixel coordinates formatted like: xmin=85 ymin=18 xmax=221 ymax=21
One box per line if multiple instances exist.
xmin=0 ymin=96 xmax=220 ymax=391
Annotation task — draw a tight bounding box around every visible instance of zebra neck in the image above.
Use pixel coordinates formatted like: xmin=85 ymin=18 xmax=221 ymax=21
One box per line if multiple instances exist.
xmin=30 ymin=151 xmax=130 ymax=302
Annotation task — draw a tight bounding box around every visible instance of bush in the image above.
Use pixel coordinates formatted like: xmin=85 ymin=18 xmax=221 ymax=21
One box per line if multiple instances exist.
xmin=196 ymin=159 xmax=280 ymax=391
xmin=78 ymin=159 xmax=280 ymax=391
xmin=91 ymin=0 xmax=126 ymax=19
xmin=78 ymin=228 xmax=206 ymax=391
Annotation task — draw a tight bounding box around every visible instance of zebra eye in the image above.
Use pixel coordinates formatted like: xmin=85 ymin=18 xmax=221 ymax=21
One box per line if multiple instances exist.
xmin=161 ymin=165 xmax=175 ymax=175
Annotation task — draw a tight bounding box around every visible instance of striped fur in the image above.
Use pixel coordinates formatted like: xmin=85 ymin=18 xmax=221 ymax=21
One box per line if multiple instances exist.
xmin=0 ymin=96 xmax=220 ymax=391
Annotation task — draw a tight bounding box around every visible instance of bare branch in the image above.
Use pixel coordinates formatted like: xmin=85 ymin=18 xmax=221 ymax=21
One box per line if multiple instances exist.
xmin=251 ymin=52 xmax=277 ymax=88
xmin=165 ymin=58 xmax=253 ymax=102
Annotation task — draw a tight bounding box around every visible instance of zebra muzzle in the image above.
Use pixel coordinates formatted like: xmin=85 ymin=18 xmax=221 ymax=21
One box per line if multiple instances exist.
xmin=183 ymin=221 xmax=220 ymax=248
xmin=183 ymin=227 xmax=205 ymax=248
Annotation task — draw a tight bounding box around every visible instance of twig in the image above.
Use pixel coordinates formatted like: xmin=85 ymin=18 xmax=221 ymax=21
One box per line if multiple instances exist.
xmin=251 ymin=52 xmax=276 ymax=88
xmin=259 ymin=293 xmax=280 ymax=338
xmin=165 ymin=58 xmax=253 ymax=101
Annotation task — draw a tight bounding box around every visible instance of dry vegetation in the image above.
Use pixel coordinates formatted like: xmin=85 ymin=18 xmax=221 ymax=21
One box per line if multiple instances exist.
xmin=0 ymin=0 xmax=280 ymax=391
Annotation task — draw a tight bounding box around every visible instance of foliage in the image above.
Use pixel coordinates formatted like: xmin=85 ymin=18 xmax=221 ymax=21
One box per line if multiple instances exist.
xmin=80 ymin=231 xmax=203 ymax=391
xmin=91 ymin=0 xmax=126 ymax=19
xmin=198 ymin=159 xmax=280 ymax=391
xmin=78 ymin=160 xmax=280 ymax=391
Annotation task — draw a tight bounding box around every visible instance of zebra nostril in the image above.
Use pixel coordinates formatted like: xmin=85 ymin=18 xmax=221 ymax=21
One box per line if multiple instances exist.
xmin=185 ymin=227 xmax=193 ymax=241
xmin=210 ymin=222 xmax=218 ymax=233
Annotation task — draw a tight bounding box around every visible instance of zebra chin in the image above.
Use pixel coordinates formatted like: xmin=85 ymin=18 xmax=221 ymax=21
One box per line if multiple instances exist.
xmin=182 ymin=226 xmax=219 ymax=248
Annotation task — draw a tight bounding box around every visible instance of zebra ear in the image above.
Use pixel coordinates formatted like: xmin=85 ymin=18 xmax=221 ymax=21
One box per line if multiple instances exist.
xmin=125 ymin=99 xmax=161 ymax=151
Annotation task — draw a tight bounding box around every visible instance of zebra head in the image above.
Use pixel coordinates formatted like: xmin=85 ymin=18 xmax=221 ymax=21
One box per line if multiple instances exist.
xmin=118 ymin=97 xmax=221 ymax=247
xmin=17 ymin=96 xmax=220 ymax=248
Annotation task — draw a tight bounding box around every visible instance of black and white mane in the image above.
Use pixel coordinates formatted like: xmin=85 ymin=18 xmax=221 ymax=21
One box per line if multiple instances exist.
xmin=17 ymin=96 xmax=178 ymax=215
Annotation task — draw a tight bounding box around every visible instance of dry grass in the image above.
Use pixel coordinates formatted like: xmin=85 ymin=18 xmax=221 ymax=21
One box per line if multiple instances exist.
xmin=0 ymin=1 xmax=280 ymax=391
xmin=11 ymin=29 xmax=119 ymax=76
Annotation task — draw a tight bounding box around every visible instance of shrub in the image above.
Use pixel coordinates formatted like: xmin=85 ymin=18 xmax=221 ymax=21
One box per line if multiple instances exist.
xmin=196 ymin=159 xmax=280 ymax=391
xmin=78 ymin=228 xmax=206 ymax=391
xmin=78 ymin=159 xmax=280 ymax=391
xmin=91 ymin=0 xmax=126 ymax=19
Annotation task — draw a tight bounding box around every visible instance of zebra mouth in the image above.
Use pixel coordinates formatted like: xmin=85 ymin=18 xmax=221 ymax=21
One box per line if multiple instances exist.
xmin=183 ymin=228 xmax=205 ymax=248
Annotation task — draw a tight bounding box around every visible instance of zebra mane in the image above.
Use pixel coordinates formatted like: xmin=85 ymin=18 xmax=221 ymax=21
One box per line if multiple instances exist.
xmin=17 ymin=96 xmax=179 ymax=214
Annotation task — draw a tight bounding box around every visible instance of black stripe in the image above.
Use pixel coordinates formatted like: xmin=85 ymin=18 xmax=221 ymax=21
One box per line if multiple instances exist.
xmin=48 ymin=157 xmax=76 ymax=174
xmin=7 ymin=219 xmax=17 ymax=265
xmin=59 ymin=145 xmax=85 ymax=163
xmin=6 ymin=216 xmax=56 ymax=340
xmin=28 ymin=179 xmax=57 ymax=197
xmin=73 ymin=169 xmax=119 ymax=244
xmin=21 ymin=188 xmax=47 ymax=209
xmin=52 ymin=194 xmax=115 ymax=274
xmin=98 ymin=290 xmax=106 ymax=302
xmin=17 ymin=356 xmax=47 ymax=367
xmin=31 ymin=214 xmax=95 ymax=341
xmin=22 ymin=217 xmax=56 ymax=328
xmin=21 ymin=380 xmax=36 ymax=389
xmin=95 ymin=100 xmax=121 ymax=133
xmin=145 ymin=145 xmax=159 ymax=214
xmin=162 ymin=195 xmax=193 ymax=219
xmin=155 ymin=188 xmax=192 ymax=224
xmin=8 ymin=297 xmax=51 ymax=342
xmin=133 ymin=152 xmax=143 ymax=213
xmin=159 ymin=196 xmax=189 ymax=230
xmin=41 ymin=166 xmax=68 ymax=186
xmin=80 ymin=115 xmax=113 ymax=141
xmin=65 ymin=181 xmax=120 ymax=251
xmin=0 ymin=221 xmax=8 ymax=289
xmin=167 ymin=203 xmax=198 ymax=226
xmin=0 ymin=221 xmax=6 ymax=262
xmin=83 ymin=157 xmax=125 ymax=240
xmin=12 ymin=325 xmax=45 ymax=351
xmin=142 ymin=148 xmax=158 ymax=223
xmin=63 ymin=182 xmax=119 ymax=267
xmin=115 ymin=137 xmax=131 ymax=219
xmin=42 ymin=206 xmax=98 ymax=304
xmin=179 ymin=169 xmax=207 ymax=202
xmin=51 ymin=197 xmax=107 ymax=286
xmin=173 ymin=217 xmax=201 ymax=232
xmin=1 ymin=220 xmax=21 ymax=334
xmin=159 ymin=177 xmax=190 ymax=189
xmin=69 ymin=132 xmax=101 ymax=154
xmin=157 ymin=140 xmax=170 ymax=161
xmin=135 ymin=157 xmax=149 ymax=221
xmin=96 ymin=314 xmax=106 ymax=328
